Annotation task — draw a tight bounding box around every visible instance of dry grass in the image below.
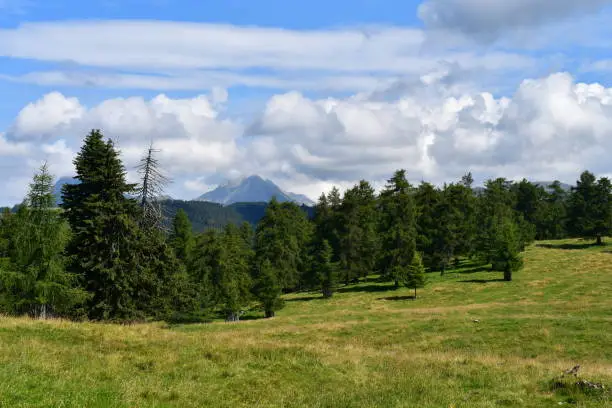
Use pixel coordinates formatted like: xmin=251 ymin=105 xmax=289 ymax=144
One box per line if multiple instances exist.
xmin=0 ymin=239 xmax=611 ymax=407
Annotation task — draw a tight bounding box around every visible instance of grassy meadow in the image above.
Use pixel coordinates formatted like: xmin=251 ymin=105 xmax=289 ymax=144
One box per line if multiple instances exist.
xmin=1 ymin=239 xmax=611 ymax=407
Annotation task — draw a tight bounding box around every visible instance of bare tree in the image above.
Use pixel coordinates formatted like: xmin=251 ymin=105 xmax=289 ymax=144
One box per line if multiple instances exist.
xmin=135 ymin=143 xmax=171 ymax=231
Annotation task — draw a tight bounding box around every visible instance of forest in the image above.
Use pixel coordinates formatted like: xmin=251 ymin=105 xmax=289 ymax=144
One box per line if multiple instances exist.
xmin=1 ymin=129 xmax=611 ymax=323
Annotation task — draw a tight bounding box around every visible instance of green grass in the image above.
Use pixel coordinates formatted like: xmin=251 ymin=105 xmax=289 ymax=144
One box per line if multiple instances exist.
xmin=1 ymin=239 xmax=611 ymax=407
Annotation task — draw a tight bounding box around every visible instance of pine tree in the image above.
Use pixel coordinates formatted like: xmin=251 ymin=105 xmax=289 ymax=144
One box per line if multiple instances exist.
xmin=253 ymin=259 xmax=283 ymax=318
xmin=404 ymin=252 xmax=426 ymax=299
xmin=0 ymin=164 xmax=87 ymax=318
xmin=378 ymin=170 xmax=417 ymax=288
xmin=170 ymin=209 xmax=195 ymax=262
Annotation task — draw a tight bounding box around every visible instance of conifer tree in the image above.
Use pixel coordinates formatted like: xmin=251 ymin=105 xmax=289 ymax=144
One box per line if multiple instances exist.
xmin=253 ymin=259 xmax=283 ymax=318
xmin=337 ymin=181 xmax=379 ymax=283
xmin=568 ymin=171 xmax=612 ymax=245
xmin=255 ymin=199 xmax=312 ymax=290
xmin=61 ymin=130 xmax=159 ymax=320
xmin=215 ymin=224 xmax=253 ymax=321
xmin=404 ymin=252 xmax=426 ymax=299
xmin=489 ymin=213 xmax=524 ymax=281
xmin=170 ymin=209 xmax=195 ymax=262
xmin=135 ymin=143 xmax=170 ymax=231
xmin=0 ymin=164 xmax=87 ymax=318
xmin=312 ymin=239 xmax=337 ymax=298
xmin=378 ymin=170 xmax=417 ymax=288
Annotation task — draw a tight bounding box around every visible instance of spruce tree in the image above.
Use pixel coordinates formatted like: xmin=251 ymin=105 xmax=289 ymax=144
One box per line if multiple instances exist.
xmin=253 ymin=259 xmax=283 ymax=318
xmin=378 ymin=170 xmax=417 ymax=288
xmin=61 ymin=130 xmax=152 ymax=320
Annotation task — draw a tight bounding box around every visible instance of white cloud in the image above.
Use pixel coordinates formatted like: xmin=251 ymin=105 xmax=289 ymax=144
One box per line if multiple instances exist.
xmin=2 ymin=72 xmax=612 ymax=206
xmin=0 ymin=20 xmax=538 ymax=92
xmin=419 ymin=0 xmax=612 ymax=41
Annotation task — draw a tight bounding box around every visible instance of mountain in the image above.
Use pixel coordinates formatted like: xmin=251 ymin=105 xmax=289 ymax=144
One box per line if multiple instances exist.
xmin=196 ymin=175 xmax=314 ymax=206
xmin=533 ymin=181 xmax=573 ymax=192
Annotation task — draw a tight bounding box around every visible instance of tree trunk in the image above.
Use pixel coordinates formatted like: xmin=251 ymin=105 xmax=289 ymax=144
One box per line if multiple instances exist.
xmin=322 ymin=287 xmax=333 ymax=298
xmin=503 ymin=267 xmax=512 ymax=282
xmin=226 ymin=311 xmax=240 ymax=322
xmin=394 ymin=279 xmax=399 ymax=289
xmin=414 ymin=287 xmax=417 ymax=300
xmin=264 ymin=309 xmax=275 ymax=318
xmin=596 ymin=235 xmax=603 ymax=246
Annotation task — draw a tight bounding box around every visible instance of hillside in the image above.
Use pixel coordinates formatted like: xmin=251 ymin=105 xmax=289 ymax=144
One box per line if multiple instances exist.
xmin=162 ymin=199 xmax=314 ymax=231
xmin=1 ymin=239 xmax=610 ymax=407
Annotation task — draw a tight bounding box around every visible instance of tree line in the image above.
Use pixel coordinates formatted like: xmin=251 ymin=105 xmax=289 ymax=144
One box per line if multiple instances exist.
xmin=0 ymin=130 xmax=610 ymax=322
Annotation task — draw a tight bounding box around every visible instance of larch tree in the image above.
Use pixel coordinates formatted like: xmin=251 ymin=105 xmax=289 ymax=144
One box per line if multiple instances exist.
xmin=252 ymin=259 xmax=284 ymax=318
xmin=0 ymin=163 xmax=87 ymax=318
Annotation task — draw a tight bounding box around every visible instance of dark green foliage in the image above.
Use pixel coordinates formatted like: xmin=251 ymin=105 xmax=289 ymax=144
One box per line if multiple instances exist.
xmin=255 ymin=198 xmax=313 ymax=291
xmin=170 ymin=209 xmax=195 ymax=262
xmin=378 ymin=170 xmax=417 ymax=288
xmin=404 ymin=252 xmax=426 ymax=298
xmin=489 ymin=213 xmax=524 ymax=281
xmin=568 ymin=171 xmax=612 ymax=245
xmin=162 ymin=200 xmax=243 ymax=232
xmin=252 ymin=259 xmax=284 ymax=317
xmin=337 ymin=181 xmax=379 ymax=283
xmin=0 ymin=164 xmax=88 ymax=318
xmin=536 ymin=181 xmax=569 ymax=240
xmin=215 ymin=224 xmax=253 ymax=321
xmin=311 ymin=239 xmax=338 ymax=298
xmin=61 ymin=130 xmax=181 ymax=321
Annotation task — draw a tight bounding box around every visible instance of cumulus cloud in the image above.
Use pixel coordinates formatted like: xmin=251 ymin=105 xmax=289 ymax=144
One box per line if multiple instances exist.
xmin=246 ymin=72 xmax=612 ymax=191
xmin=419 ymin=0 xmax=612 ymax=41
xmin=2 ymin=73 xmax=612 ymax=205
xmin=1 ymin=90 xmax=244 ymax=205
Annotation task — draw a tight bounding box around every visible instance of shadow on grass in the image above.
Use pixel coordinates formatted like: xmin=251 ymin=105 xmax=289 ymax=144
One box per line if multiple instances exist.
xmin=337 ymin=284 xmax=397 ymax=294
xmin=285 ymin=296 xmax=321 ymax=302
xmin=459 ymin=278 xmax=506 ymax=284
xmin=536 ymin=242 xmax=603 ymax=250
xmin=456 ymin=264 xmax=491 ymax=274
xmin=377 ymin=295 xmax=416 ymax=301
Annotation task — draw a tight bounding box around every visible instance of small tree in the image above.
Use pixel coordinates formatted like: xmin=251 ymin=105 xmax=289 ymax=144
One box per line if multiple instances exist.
xmin=253 ymin=259 xmax=283 ymax=318
xmin=490 ymin=214 xmax=524 ymax=282
xmin=404 ymin=252 xmax=426 ymax=299
xmin=312 ymin=239 xmax=338 ymax=298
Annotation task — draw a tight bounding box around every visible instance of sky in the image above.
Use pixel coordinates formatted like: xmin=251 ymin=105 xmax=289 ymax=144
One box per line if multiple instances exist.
xmin=2 ymin=0 xmax=612 ymax=206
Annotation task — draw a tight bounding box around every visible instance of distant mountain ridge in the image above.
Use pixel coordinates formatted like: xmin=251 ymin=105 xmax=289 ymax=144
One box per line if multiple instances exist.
xmin=196 ymin=175 xmax=314 ymax=206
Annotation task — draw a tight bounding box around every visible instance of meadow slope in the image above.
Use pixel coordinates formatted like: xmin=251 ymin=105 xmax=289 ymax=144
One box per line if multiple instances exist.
xmin=1 ymin=240 xmax=611 ymax=407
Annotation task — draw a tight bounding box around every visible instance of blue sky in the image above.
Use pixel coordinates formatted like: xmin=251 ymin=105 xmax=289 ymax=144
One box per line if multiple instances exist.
xmin=2 ymin=0 xmax=612 ymax=206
